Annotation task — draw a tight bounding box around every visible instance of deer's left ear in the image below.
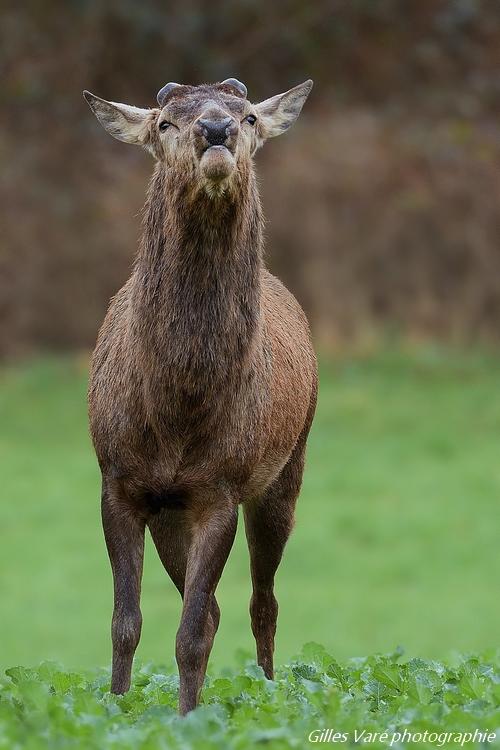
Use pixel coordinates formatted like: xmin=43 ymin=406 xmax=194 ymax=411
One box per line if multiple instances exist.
xmin=83 ymin=91 xmax=157 ymax=149
xmin=255 ymin=80 xmax=313 ymax=141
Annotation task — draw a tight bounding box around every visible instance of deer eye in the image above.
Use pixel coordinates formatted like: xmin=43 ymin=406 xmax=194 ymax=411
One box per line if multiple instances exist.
xmin=245 ymin=114 xmax=257 ymax=126
xmin=159 ymin=120 xmax=172 ymax=132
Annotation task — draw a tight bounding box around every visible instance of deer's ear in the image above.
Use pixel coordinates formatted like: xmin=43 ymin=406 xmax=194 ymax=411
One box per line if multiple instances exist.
xmin=255 ymin=80 xmax=313 ymax=141
xmin=83 ymin=91 xmax=157 ymax=147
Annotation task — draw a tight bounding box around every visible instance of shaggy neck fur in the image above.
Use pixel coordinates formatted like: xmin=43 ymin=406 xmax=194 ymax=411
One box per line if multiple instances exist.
xmin=132 ymin=162 xmax=264 ymax=393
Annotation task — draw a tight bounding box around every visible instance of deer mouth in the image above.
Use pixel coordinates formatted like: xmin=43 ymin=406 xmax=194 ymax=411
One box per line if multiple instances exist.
xmin=201 ymin=144 xmax=235 ymax=158
xmin=200 ymin=144 xmax=236 ymax=182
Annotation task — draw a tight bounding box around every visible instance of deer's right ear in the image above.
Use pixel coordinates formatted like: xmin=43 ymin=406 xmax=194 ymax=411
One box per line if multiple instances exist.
xmin=83 ymin=91 xmax=157 ymax=148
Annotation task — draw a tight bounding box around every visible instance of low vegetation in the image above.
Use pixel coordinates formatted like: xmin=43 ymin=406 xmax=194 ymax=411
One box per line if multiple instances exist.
xmin=2 ymin=645 xmax=499 ymax=749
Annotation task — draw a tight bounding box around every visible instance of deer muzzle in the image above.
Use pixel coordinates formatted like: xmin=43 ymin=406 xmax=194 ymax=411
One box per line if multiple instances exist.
xmin=195 ymin=115 xmax=238 ymax=183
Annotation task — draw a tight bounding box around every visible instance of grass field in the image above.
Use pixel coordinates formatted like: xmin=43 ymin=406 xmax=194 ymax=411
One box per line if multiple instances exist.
xmin=1 ymin=346 xmax=500 ymax=676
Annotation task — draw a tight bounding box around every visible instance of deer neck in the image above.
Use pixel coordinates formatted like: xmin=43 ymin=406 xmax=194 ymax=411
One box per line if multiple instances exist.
xmin=134 ymin=162 xmax=264 ymax=384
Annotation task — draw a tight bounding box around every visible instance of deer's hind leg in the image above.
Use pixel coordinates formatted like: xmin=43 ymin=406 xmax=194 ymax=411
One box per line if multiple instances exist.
xmin=147 ymin=505 xmax=190 ymax=597
xmin=243 ymin=439 xmax=307 ymax=680
xmin=148 ymin=493 xmax=236 ymax=714
xmin=101 ymin=477 xmax=145 ymax=695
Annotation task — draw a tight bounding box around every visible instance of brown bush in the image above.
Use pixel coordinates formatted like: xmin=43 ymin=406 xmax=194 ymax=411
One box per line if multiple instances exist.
xmin=2 ymin=0 xmax=500 ymax=357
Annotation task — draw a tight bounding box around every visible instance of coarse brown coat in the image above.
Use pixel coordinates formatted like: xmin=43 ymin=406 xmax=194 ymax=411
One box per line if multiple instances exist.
xmin=84 ymin=78 xmax=317 ymax=714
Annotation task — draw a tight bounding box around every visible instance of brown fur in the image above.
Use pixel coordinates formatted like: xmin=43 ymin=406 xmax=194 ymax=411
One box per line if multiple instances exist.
xmin=85 ymin=80 xmax=317 ymax=713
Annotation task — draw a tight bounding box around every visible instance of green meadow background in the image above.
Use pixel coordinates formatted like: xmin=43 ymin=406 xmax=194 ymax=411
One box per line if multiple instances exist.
xmin=2 ymin=345 xmax=499 ymax=673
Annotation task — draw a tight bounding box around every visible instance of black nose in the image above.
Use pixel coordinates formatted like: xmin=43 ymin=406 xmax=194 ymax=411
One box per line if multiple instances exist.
xmin=198 ymin=117 xmax=233 ymax=146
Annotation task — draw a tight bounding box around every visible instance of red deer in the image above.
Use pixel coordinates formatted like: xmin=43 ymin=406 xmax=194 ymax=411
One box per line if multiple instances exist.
xmin=83 ymin=78 xmax=317 ymax=714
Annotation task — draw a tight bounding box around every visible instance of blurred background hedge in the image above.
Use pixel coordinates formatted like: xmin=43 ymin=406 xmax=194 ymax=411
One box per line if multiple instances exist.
xmin=2 ymin=0 xmax=500 ymax=358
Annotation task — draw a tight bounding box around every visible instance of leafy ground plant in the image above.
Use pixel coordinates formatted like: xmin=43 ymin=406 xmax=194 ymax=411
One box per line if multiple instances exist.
xmin=1 ymin=645 xmax=499 ymax=749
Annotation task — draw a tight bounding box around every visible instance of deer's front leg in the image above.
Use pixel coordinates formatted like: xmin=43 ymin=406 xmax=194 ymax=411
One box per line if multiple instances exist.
xmin=176 ymin=492 xmax=238 ymax=714
xmin=101 ymin=478 xmax=145 ymax=694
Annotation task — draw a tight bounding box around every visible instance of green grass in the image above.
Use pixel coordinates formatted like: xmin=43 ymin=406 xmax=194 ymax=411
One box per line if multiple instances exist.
xmin=1 ymin=346 xmax=500 ymax=675
xmin=2 ymin=647 xmax=500 ymax=748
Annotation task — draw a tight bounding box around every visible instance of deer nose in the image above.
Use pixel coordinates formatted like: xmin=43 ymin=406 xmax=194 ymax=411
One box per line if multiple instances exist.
xmin=197 ymin=117 xmax=235 ymax=146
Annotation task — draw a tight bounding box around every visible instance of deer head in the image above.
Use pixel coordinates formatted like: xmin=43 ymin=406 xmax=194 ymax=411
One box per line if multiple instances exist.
xmin=83 ymin=79 xmax=313 ymax=197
